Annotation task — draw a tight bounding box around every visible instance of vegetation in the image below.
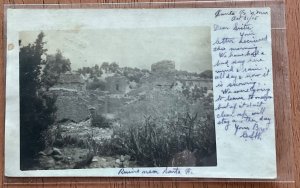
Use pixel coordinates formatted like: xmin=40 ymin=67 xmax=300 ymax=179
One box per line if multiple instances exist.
xmin=86 ymin=77 xmax=106 ymax=90
xmin=19 ymin=32 xmax=55 ymax=169
xmin=108 ymin=90 xmax=215 ymax=166
xmin=199 ymin=70 xmax=213 ymax=78
xmin=46 ymin=110 xmax=215 ymax=167
xmin=77 ymin=64 xmax=103 ymax=78
xmin=20 ymin=33 xmax=215 ymax=170
xmin=41 ymin=50 xmax=71 ymax=90
xmin=90 ymin=114 xmax=111 ymax=128
xmin=100 ymin=111 xmax=215 ymax=167
xmin=19 ymin=32 xmax=70 ymax=170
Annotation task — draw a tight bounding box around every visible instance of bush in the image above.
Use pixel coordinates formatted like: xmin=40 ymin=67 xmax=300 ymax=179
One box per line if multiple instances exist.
xmin=110 ymin=112 xmax=216 ymax=167
xmin=86 ymin=78 xmax=106 ymax=90
xmin=91 ymin=114 xmax=111 ymax=128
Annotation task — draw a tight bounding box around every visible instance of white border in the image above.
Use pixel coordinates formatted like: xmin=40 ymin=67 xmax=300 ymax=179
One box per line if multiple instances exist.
xmin=5 ymin=8 xmax=276 ymax=178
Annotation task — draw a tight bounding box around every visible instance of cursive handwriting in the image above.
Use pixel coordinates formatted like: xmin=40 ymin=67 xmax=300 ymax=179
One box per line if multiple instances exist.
xmin=117 ymin=167 xmax=193 ymax=176
xmin=212 ymin=8 xmax=273 ymax=140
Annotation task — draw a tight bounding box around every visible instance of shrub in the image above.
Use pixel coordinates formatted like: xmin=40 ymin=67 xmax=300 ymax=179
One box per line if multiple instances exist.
xmin=111 ymin=112 xmax=216 ymax=167
xmin=91 ymin=114 xmax=111 ymax=128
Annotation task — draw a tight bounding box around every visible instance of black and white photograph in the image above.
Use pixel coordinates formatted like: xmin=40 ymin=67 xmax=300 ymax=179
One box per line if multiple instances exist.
xmin=18 ymin=27 xmax=217 ymax=171
xmin=5 ymin=8 xmax=277 ymax=178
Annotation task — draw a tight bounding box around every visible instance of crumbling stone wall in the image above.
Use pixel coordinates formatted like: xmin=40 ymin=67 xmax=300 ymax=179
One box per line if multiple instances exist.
xmin=52 ymin=83 xmax=84 ymax=91
xmin=51 ymin=72 xmax=85 ymax=91
xmin=105 ymin=76 xmax=128 ymax=94
xmin=54 ymin=91 xmax=90 ymax=122
xmin=53 ymin=90 xmax=135 ymax=124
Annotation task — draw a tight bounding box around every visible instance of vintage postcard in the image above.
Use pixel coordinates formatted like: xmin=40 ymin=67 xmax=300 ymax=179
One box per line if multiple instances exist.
xmin=5 ymin=7 xmax=276 ymax=178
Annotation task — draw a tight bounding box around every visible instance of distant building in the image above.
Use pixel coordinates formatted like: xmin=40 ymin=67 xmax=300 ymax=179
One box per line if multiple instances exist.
xmin=151 ymin=60 xmax=175 ymax=73
xmin=49 ymin=72 xmax=85 ymax=91
xmin=105 ymin=75 xmax=128 ymax=94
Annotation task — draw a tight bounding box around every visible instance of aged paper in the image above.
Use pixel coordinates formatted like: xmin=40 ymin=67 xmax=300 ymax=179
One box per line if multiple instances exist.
xmin=5 ymin=7 xmax=276 ymax=178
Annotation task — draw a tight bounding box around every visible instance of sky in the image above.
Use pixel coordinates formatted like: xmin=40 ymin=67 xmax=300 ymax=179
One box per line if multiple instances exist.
xmin=19 ymin=27 xmax=212 ymax=73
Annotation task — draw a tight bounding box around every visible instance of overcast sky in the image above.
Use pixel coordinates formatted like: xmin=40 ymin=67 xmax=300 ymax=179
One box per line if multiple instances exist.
xmin=19 ymin=27 xmax=212 ymax=73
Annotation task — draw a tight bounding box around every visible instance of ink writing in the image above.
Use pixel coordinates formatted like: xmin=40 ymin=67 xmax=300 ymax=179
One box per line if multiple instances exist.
xmin=212 ymin=8 xmax=273 ymax=141
xmin=117 ymin=167 xmax=193 ymax=176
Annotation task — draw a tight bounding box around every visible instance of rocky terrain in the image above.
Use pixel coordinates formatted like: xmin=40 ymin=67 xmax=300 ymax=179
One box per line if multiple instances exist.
xmin=36 ymin=119 xmax=138 ymax=170
xmin=33 ymin=61 xmax=216 ymax=170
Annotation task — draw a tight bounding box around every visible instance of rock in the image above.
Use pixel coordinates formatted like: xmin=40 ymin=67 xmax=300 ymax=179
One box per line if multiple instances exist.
xmin=53 ymin=154 xmax=64 ymax=161
xmin=168 ymin=149 xmax=196 ymax=167
xmin=92 ymin=157 xmax=98 ymax=162
xmin=38 ymin=151 xmax=47 ymax=156
xmin=38 ymin=156 xmax=55 ymax=169
xmin=44 ymin=148 xmax=54 ymax=155
xmin=73 ymin=152 xmax=94 ymax=169
xmin=115 ymin=159 xmax=121 ymax=164
xmin=89 ymin=163 xmax=99 ymax=168
xmin=52 ymin=148 xmax=63 ymax=155
xmin=123 ymin=160 xmax=130 ymax=168
xmin=124 ymin=155 xmax=131 ymax=161
xmin=101 ymin=158 xmax=106 ymax=162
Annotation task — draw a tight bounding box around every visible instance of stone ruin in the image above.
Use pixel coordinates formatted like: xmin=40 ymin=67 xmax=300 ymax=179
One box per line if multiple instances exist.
xmin=52 ymin=90 xmax=90 ymax=123
xmin=49 ymin=62 xmax=213 ymax=123
xmin=50 ymin=71 xmax=85 ymax=92
xmin=105 ymin=75 xmax=128 ymax=94
xmin=49 ymin=72 xmax=131 ymax=123
xmin=151 ymin=60 xmax=175 ymax=73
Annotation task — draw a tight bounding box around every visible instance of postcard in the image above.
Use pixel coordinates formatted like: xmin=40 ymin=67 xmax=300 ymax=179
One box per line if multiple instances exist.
xmin=5 ymin=7 xmax=276 ymax=178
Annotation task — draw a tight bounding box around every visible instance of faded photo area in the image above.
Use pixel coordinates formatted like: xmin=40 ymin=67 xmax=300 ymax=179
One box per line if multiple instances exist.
xmin=19 ymin=27 xmax=216 ymax=171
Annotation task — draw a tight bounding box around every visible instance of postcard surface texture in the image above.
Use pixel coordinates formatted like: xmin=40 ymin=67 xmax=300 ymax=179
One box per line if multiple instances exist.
xmin=5 ymin=7 xmax=276 ymax=179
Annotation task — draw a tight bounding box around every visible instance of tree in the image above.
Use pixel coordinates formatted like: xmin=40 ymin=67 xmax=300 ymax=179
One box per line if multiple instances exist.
xmin=108 ymin=62 xmax=119 ymax=73
xmin=86 ymin=77 xmax=106 ymax=90
xmin=94 ymin=64 xmax=102 ymax=77
xmin=19 ymin=32 xmax=56 ymax=170
xmin=41 ymin=50 xmax=71 ymax=90
xmin=101 ymin=62 xmax=109 ymax=73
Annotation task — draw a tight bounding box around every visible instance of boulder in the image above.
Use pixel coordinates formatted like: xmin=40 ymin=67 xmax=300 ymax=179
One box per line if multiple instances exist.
xmin=38 ymin=156 xmax=55 ymax=169
xmin=38 ymin=151 xmax=47 ymax=156
xmin=92 ymin=156 xmax=98 ymax=162
xmin=44 ymin=148 xmax=54 ymax=155
xmin=124 ymin=155 xmax=131 ymax=161
xmin=52 ymin=147 xmax=63 ymax=156
xmin=53 ymin=155 xmax=64 ymax=161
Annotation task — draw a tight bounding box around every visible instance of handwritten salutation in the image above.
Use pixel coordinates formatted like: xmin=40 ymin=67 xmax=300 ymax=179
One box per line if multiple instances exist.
xmin=212 ymin=9 xmax=273 ymax=140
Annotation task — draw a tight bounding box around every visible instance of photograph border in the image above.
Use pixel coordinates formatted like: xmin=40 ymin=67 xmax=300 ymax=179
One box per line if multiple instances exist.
xmin=3 ymin=2 xmax=292 ymax=183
